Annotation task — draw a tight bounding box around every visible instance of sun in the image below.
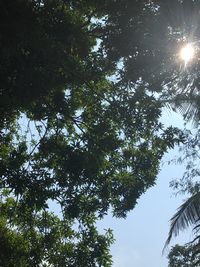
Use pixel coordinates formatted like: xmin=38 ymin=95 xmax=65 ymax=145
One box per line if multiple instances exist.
xmin=180 ymin=44 xmax=195 ymax=63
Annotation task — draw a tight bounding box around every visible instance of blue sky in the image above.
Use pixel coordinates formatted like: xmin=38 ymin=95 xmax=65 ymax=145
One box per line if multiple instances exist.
xmin=98 ymin=159 xmax=191 ymax=267
xmin=97 ymin=111 xmax=193 ymax=267
xmin=47 ymin=110 xmax=192 ymax=267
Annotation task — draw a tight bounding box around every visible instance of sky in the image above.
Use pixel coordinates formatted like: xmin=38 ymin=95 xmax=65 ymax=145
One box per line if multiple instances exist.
xmin=43 ymin=109 xmax=193 ymax=267
xmin=97 ymin=110 xmax=193 ymax=267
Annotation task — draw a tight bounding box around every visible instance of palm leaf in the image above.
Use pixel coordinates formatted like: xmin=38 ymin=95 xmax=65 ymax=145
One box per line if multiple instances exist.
xmin=177 ymin=101 xmax=199 ymax=124
xmin=193 ymin=222 xmax=200 ymax=233
xmin=164 ymin=192 xmax=200 ymax=251
xmin=191 ymin=235 xmax=200 ymax=245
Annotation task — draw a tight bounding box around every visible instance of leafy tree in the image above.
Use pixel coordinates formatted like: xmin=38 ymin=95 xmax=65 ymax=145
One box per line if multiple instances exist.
xmin=0 ymin=0 xmax=190 ymax=265
xmin=139 ymin=0 xmax=200 ymax=262
xmin=168 ymin=244 xmax=199 ymax=267
xmin=165 ymin=192 xmax=200 ymax=247
xmin=0 ymin=192 xmax=114 ymax=267
xmin=164 ymin=130 xmax=200 ymax=261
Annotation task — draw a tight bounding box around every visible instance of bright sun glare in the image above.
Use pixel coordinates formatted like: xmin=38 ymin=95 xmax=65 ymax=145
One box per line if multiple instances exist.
xmin=180 ymin=44 xmax=195 ymax=63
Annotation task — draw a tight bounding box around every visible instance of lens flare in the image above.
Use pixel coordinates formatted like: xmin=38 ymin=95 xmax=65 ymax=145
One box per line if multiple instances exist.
xmin=180 ymin=44 xmax=195 ymax=63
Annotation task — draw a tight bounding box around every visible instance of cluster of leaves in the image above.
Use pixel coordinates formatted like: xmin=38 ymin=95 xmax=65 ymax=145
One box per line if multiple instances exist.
xmin=168 ymin=244 xmax=200 ymax=267
xmin=166 ymin=128 xmax=200 ymax=263
xmin=164 ymin=0 xmax=200 ymax=252
xmin=0 ymin=190 xmax=114 ymax=266
xmin=1 ymin=0 xmax=195 ymax=266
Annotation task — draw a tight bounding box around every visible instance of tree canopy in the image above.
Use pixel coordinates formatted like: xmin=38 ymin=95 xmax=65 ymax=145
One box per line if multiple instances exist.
xmin=165 ymin=128 xmax=200 ymax=263
xmin=168 ymin=244 xmax=199 ymax=267
xmin=1 ymin=0 xmax=197 ymax=266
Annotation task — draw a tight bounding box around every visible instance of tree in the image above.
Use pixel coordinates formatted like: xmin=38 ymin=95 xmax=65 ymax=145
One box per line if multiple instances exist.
xmin=164 ymin=129 xmax=200 ymax=261
xmin=168 ymin=244 xmax=199 ymax=267
xmin=137 ymin=0 xmax=200 ymax=262
xmin=0 ymin=192 xmax=114 ymax=267
xmin=0 ymin=0 xmax=188 ymax=265
xmin=165 ymin=192 xmax=200 ymax=248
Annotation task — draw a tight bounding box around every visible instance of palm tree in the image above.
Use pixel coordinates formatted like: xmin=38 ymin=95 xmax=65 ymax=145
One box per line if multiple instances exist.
xmin=164 ymin=192 xmax=200 ymax=252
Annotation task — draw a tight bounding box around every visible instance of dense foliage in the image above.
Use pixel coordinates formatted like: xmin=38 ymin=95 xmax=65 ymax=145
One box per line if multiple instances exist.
xmin=162 ymin=2 xmax=200 ymax=262
xmin=166 ymin=129 xmax=200 ymax=264
xmin=2 ymin=0 xmax=199 ymax=265
xmin=168 ymin=244 xmax=199 ymax=267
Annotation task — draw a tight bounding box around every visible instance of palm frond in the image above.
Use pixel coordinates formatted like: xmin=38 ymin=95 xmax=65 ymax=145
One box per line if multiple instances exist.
xmin=193 ymin=222 xmax=200 ymax=232
xmin=163 ymin=192 xmax=200 ymax=251
xmin=177 ymin=101 xmax=198 ymax=125
xmin=191 ymin=234 xmax=200 ymax=245
xmin=166 ymin=89 xmax=200 ymax=125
